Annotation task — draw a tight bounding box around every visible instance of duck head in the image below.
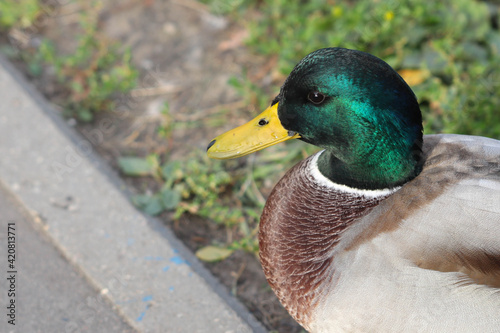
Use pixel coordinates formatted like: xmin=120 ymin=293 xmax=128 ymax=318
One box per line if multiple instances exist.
xmin=207 ymin=47 xmax=423 ymax=190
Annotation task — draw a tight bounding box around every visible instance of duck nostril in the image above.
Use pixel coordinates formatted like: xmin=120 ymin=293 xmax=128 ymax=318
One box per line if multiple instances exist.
xmin=258 ymin=118 xmax=269 ymax=126
xmin=207 ymin=139 xmax=216 ymax=151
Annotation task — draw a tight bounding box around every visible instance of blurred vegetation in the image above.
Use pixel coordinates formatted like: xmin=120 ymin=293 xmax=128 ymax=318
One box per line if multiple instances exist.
xmin=37 ymin=10 xmax=137 ymax=121
xmin=0 ymin=0 xmax=137 ymax=121
xmin=0 ymin=0 xmax=41 ymax=29
xmin=118 ymin=140 xmax=314 ymax=261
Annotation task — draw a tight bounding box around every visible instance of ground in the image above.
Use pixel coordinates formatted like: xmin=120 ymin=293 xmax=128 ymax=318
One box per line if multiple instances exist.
xmin=3 ymin=0 xmax=302 ymax=331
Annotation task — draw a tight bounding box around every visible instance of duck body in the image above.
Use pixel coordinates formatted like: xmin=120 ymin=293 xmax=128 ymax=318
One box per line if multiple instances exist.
xmin=260 ymin=134 xmax=500 ymax=332
xmin=207 ymin=47 xmax=500 ymax=332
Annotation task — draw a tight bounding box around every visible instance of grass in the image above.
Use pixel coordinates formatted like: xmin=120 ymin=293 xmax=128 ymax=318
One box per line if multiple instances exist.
xmin=0 ymin=0 xmax=40 ymax=63
xmin=37 ymin=21 xmax=138 ymax=121
xmin=118 ymin=140 xmax=316 ymax=261
xmin=0 ymin=0 xmax=41 ymax=29
xmin=0 ymin=0 xmax=137 ymax=121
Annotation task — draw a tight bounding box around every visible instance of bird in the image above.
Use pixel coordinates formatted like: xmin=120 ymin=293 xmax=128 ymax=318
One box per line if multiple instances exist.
xmin=206 ymin=47 xmax=500 ymax=332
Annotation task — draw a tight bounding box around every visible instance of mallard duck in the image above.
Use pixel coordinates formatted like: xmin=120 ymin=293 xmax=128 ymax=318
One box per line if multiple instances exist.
xmin=206 ymin=47 xmax=500 ymax=332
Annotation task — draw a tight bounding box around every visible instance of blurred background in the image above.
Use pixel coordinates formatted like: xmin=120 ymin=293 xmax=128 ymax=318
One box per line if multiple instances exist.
xmin=1 ymin=0 xmax=499 ymax=331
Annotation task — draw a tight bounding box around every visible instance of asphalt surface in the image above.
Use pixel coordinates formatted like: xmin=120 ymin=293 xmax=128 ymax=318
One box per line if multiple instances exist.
xmin=0 ymin=55 xmax=266 ymax=333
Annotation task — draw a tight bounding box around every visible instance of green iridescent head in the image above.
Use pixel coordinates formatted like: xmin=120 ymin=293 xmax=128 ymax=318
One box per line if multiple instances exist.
xmin=207 ymin=47 xmax=423 ymax=190
xmin=274 ymin=47 xmax=423 ymax=189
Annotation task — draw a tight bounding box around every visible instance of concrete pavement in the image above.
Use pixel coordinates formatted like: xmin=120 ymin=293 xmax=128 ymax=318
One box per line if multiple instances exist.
xmin=0 ymin=55 xmax=266 ymax=333
xmin=0 ymin=182 xmax=136 ymax=333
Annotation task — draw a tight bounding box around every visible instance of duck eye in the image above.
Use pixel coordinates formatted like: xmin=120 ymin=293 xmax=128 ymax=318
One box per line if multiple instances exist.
xmin=308 ymin=91 xmax=326 ymax=104
xmin=308 ymin=91 xmax=326 ymax=105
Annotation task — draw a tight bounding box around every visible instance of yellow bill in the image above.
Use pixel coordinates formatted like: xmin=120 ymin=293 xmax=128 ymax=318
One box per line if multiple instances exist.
xmin=207 ymin=103 xmax=300 ymax=159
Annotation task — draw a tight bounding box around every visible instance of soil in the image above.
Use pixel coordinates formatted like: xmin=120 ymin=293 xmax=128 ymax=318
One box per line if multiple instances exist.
xmin=2 ymin=0 xmax=303 ymax=332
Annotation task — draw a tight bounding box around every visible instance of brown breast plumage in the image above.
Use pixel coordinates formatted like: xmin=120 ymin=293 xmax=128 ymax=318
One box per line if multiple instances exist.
xmin=258 ymin=153 xmax=388 ymax=327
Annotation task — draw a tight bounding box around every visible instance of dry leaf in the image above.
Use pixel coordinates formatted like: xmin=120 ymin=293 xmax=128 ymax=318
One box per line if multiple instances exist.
xmin=196 ymin=246 xmax=234 ymax=262
xmin=398 ymin=69 xmax=430 ymax=86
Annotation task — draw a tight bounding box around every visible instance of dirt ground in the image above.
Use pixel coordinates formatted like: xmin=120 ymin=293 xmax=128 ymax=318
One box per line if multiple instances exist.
xmin=4 ymin=0 xmax=302 ymax=331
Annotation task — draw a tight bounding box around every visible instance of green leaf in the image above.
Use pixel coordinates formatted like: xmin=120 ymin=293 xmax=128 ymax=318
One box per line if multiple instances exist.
xmin=132 ymin=194 xmax=164 ymax=216
xmin=487 ymin=31 xmax=500 ymax=56
xmin=421 ymin=45 xmax=448 ymax=72
xmin=160 ymin=188 xmax=181 ymax=210
xmin=118 ymin=157 xmax=156 ymax=176
xmin=195 ymin=246 xmax=234 ymax=262
xmin=161 ymin=160 xmax=182 ymax=180
xmin=77 ymin=109 xmax=93 ymax=122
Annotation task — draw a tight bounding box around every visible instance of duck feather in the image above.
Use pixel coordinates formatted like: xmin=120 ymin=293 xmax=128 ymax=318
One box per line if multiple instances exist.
xmin=259 ymin=134 xmax=500 ymax=332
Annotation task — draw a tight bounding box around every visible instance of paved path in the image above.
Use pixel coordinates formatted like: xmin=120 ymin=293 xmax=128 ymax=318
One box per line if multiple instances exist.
xmin=0 ymin=182 xmax=136 ymax=333
xmin=0 ymin=55 xmax=266 ymax=333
